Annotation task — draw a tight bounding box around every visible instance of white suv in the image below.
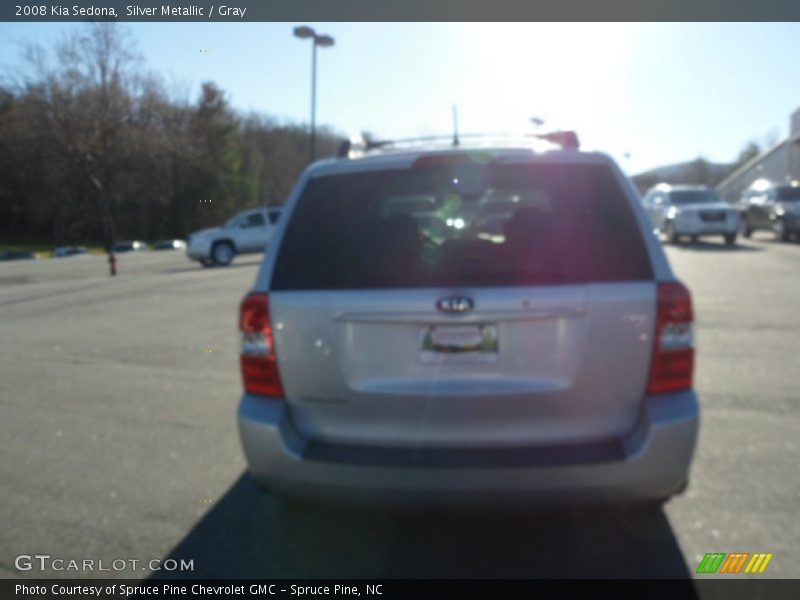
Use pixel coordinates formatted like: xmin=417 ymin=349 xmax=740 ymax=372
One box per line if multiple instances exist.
xmin=237 ymin=138 xmax=699 ymax=507
xmin=186 ymin=207 xmax=282 ymax=266
xmin=642 ymin=184 xmax=740 ymax=245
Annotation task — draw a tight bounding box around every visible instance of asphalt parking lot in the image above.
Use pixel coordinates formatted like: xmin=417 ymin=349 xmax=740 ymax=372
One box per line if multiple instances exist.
xmin=0 ymin=235 xmax=798 ymax=580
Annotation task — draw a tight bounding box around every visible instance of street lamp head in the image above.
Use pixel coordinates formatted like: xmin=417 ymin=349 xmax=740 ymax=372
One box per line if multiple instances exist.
xmin=315 ymin=34 xmax=335 ymax=47
xmin=293 ymin=25 xmax=316 ymax=39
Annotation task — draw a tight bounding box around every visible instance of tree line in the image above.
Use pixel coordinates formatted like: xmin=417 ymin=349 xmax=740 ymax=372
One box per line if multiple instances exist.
xmin=2 ymin=24 xmax=776 ymax=247
xmin=630 ymin=141 xmax=767 ymax=195
xmin=0 ymin=23 xmax=341 ymax=247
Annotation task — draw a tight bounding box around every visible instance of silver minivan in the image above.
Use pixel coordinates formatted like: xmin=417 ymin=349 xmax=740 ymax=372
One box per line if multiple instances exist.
xmin=237 ymin=141 xmax=699 ymax=507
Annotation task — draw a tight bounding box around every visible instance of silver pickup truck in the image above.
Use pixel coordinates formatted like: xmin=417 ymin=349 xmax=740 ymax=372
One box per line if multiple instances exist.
xmin=186 ymin=207 xmax=282 ymax=267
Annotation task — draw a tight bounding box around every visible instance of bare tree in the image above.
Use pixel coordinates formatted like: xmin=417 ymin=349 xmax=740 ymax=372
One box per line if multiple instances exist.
xmin=13 ymin=23 xmax=144 ymax=251
xmin=0 ymin=23 xmax=346 ymax=247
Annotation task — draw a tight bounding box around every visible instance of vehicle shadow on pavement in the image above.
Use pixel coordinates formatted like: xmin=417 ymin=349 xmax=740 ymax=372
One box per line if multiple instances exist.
xmin=164 ymin=260 xmax=263 ymax=274
xmin=670 ymin=241 xmax=762 ymax=252
xmin=153 ymin=474 xmax=698 ymax=584
xmin=751 ymin=237 xmax=800 ymax=245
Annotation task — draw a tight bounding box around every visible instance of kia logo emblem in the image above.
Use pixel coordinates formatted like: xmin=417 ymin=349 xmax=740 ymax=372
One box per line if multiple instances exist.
xmin=436 ymin=296 xmax=474 ymax=313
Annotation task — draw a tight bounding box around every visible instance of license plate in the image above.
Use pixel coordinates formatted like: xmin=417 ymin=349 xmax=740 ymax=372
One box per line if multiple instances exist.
xmin=420 ymin=324 xmax=499 ymax=363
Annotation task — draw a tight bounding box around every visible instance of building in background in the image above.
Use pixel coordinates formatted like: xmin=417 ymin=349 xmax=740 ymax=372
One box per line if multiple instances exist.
xmin=717 ymin=107 xmax=800 ymax=202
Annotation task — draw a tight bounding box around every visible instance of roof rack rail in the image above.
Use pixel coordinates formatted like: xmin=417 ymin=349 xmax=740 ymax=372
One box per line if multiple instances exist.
xmin=337 ymin=131 xmax=579 ymax=159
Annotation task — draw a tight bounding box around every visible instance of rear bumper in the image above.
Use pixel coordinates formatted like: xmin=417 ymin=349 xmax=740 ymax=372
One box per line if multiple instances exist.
xmin=237 ymin=391 xmax=699 ymax=507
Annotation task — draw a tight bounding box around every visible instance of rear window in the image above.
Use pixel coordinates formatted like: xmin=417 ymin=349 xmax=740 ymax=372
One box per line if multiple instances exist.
xmin=271 ymin=161 xmax=652 ymax=290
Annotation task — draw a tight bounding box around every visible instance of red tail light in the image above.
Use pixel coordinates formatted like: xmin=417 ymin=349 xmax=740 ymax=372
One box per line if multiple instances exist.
xmin=239 ymin=292 xmax=284 ymax=397
xmin=647 ymin=281 xmax=695 ymax=395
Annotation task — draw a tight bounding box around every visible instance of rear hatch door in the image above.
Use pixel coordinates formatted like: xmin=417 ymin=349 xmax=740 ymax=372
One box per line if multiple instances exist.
xmin=269 ymin=158 xmax=656 ymax=447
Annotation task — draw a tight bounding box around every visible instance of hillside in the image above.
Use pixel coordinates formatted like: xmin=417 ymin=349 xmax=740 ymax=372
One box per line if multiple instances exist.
xmin=631 ymin=159 xmax=734 ymax=194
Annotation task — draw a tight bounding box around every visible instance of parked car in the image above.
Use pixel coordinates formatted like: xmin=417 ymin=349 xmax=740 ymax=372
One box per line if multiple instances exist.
xmin=641 ymin=184 xmax=740 ymax=245
xmin=53 ymin=246 xmax=90 ymax=257
xmin=236 ymin=137 xmax=699 ymax=507
xmin=739 ymin=181 xmax=800 ymax=241
xmin=153 ymin=239 xmax=186 ymax=251
xmin=0 ymin=249 xmax=36 ymax=261
xmin=111 ymin=240 xmax=147 ymax=253
xmin=186 ymin=207 xmax=282 ymax=267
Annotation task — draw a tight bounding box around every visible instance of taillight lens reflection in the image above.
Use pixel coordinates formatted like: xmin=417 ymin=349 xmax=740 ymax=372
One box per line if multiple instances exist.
xmin=647 ymin=281 xmax=695 ymax=395
xmin=239 ymin=293 xmax=284 ymax=397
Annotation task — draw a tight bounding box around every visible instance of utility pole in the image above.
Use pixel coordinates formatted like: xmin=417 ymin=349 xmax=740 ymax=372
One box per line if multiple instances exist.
xmin=294 ymin=26 xmax=335 ymax=162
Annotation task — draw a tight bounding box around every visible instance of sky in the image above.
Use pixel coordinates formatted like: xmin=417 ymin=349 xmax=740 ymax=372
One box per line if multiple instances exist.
xmin=1 ymin=22 xmax=799 ymax=174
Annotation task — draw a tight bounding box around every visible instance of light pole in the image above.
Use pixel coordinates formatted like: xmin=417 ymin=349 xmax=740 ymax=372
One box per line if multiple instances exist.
xmin=294 ymin=26 xmax=334 ymax=162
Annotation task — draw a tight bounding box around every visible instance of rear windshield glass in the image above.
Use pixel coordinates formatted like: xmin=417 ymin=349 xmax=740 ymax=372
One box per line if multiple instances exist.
xmin=669 ymin=190 xmax=719 ymax=205
xmin=776 ymin=187 xmax=800 ymax=201
xmin=271 ymin=161 xmax=653 ymax=290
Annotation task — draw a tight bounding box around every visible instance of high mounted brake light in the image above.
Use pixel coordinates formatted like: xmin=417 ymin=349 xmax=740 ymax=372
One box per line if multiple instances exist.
xmin=411 ymin=153 xmax=495 ymax=168
xmin=647 ymin=282 xmax=695 ymax=395
xmin=534 ymin=130 xmax=580 ymax=150
xmin=239 ymin=293 xmax=284 ymax=397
